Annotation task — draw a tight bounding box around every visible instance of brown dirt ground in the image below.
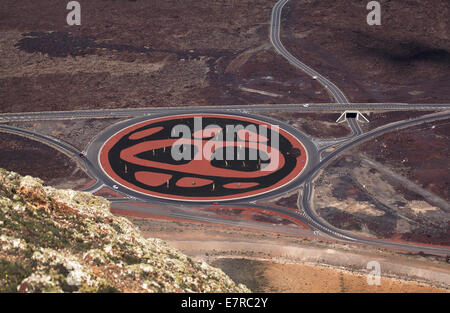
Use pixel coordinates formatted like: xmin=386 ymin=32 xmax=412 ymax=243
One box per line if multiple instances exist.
xmin=359 ymin=118 xmax=449 ymax=201
xmin=273 ymin=190 xmax=299 ymax=210
xmin=314 ymin=154 xmax=450 ymax=245
xmin=5 ymin=118 xmax=123 ymax=151
xmin=282 ymin=0 xmax=450 ymax=103
xmin=259 ymin=111 xmax=351 ymax=139
xmin=122 ymin=215 xmax=450 ymax=292
xmin=211 ymin=258 xmax=448 ymax=293
xmin=362 ymin=110 xmax=437 ymax=131
xmin=200 ymin=206 xmax=298 ymax=227
xmin=2 ymin=1 xmax=446 ymax=113
xmin=0 ymin=132 xmax=90 ymax=189
xmin=0 ymin=0 xmax=327 ymax=113
xmin=314 ymin=117 xmax=449 ymax=245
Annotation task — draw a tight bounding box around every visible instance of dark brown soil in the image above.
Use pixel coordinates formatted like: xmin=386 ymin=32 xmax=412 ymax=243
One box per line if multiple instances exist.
xmin=314 ymin=118 xmax=450 ymax=246
xmin=2 ymin=1 xmax=447 ymax=113
xmin=316 ymin=168 xmax=449 ymax=245
xmin=251 ymin=213 xmax=296 ymax=226
xmin=6 ymin=118 xmax=123 ymax=151
xmin=1 ymin=1 xmax=448 ymax=114
xmin=210 ymin=258 xmax=268 ymax=292
xmin=0 ymin=132 xmax=90 ymax=189
xmin=0 ymin=0 xmax=328 ymax=113
xmin=282 ymin=0 xmax=450 ymax=103
xmin=363 ymin=111 xmax=436 ymax=131
xmin=274 ymin=192 xmax=299 ymax=210
xmin=316 ymin=161 xmax=398 ymax=239
xmin=260 ymin=111 xmax=351 ymax=139
xmin=360 ymin=118 xmax=450 ymax=201
xmin=204 ymin=207 xmax=244 ymax=217
xmin=318 ymin=207 xmax=370 ymax=233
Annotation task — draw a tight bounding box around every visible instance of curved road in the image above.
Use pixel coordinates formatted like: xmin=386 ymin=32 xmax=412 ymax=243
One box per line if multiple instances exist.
xmin=0 ymin=0 xmax=449 ymax=256
xmin=298 ymin=111 xmax=450 ymax=254
xmin=88 ymin=112 xmax=450 ymax=255
xmin=2 ymin=110 xmax=449 ymax=255
xmin=85 ymin=110 xmax=320 ymax=205
xmin=270 ymin=0 xmax=349 ymax=104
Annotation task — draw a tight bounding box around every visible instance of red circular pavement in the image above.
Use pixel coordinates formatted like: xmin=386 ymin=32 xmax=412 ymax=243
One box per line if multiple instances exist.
xmin=99 ymin=114 xmax=308 ymax=202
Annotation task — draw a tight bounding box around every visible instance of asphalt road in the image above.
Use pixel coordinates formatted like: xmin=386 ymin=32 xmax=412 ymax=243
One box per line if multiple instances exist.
xmin=0 ymin=124 xmax=80 ymax=156
xmin=297 ymin=112 xmax=450 ymax=253
xmin=3 ymin=109 xmax=448 ymax=255
xmin=1 ymin=103 xmax=450 ymax=123
xmin=0 ymin=0 xmax=449 ymax=255
xmin=267 ymin=0 xmax=449 ymax=254
xmin=85 ymin=110 xmax=321 ymax=204
xmin=271 ymin=0 xmax=349 ymax=104
xmin=347 ymin=117 xmax=363 ymax=136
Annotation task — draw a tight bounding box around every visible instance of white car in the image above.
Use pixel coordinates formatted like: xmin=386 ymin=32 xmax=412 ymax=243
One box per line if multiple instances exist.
xmin=303 ymin=103 xmax=310 ymax=108
xmin=312 ymin=76 xmax=318 ymax=80
xmin=113 ymin=185 xmax=119 ymax=190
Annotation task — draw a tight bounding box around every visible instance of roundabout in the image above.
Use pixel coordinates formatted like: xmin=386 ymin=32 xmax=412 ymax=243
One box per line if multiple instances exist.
xmin=87 ymin=112 xmax=318 ymax=203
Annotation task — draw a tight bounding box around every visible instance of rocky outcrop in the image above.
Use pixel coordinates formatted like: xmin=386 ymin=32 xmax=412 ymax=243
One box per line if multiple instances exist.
xmin=0 ymin=169 xmax=249 ymax=293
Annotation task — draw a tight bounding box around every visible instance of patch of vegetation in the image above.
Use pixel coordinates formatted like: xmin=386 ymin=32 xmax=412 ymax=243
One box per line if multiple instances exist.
xmin=0 ymin=260 xmax=32 ymax=293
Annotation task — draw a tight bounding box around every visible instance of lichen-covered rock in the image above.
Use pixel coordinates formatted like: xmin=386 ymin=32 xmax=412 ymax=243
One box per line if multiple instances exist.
xmin=0 ymin=169 xmax=250 ymax=293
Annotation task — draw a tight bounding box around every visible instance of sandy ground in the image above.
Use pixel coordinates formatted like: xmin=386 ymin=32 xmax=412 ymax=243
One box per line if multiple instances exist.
xmin=211 ymin=258 xmax=448 ymax=293
xmin=123 ymin=215 xmax=450 ymax=293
